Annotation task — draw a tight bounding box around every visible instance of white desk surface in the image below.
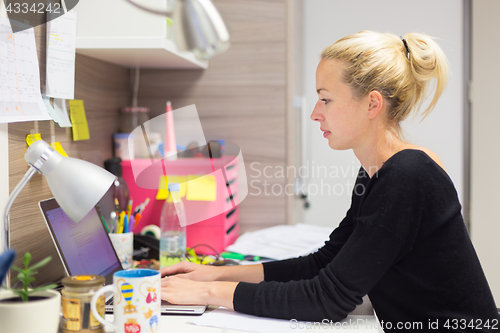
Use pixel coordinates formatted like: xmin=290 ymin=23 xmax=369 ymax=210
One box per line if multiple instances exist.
xmin=104 ymin=312 xmax=381 ymax=332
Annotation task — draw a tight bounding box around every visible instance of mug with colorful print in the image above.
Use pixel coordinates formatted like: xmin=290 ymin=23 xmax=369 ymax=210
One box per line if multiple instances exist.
xmin=90 ymin=269 xmax=161 ymax=333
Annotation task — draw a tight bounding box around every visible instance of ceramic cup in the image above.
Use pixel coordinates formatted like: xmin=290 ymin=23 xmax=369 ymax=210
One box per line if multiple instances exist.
xmin=109 ymin=232 xmax=133 ymax=269
xmin=91 ymin=269 xmax=161 ymax=333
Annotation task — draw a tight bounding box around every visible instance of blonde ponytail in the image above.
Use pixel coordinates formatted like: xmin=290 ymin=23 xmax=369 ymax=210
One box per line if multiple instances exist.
xmin=403 ymin=32 xmax=448 ymax=119
xmin=321 ymin=31 xmax=449 ymax=135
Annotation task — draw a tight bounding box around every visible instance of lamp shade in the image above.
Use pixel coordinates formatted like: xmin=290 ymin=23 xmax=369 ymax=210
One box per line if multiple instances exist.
xmin=173 ymin=0 xmax=230 ymax=59
xmin=25 ymin=141 xmax=116 ymax=223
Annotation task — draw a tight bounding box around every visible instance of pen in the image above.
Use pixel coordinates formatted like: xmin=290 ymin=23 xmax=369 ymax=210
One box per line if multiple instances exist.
xmin=134 ymin=213 xmax=142 ymax=229
xmin=221 ymin=252 xmax=273 ymax=262
xmin=129 ymin=215 xmax=135 ymax=233
xmin=123 ymin=214 xmax=129 ymax=233
xmin=134 ymin=198 xmax=150 ymax=215
xmin=95 ymin=205 xmax=110 ymax=233
xmin=101 ymin=214 xmax=110 ymax=233
xmin=110 ymin=211 xmax=117 ymax=233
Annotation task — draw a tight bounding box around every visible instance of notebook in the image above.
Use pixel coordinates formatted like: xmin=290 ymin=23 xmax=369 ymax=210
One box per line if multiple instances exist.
xmin=39 ymin=198 xmax=207 ymax=315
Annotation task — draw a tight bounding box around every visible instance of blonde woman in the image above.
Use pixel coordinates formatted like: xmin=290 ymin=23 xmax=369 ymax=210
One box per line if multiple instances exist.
xmin=161 ymin=31 xmax=500 ymax=329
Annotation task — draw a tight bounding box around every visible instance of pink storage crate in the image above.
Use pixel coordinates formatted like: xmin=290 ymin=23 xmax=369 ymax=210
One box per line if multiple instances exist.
xmin=121 ymin=157 xmax=240 ymax=255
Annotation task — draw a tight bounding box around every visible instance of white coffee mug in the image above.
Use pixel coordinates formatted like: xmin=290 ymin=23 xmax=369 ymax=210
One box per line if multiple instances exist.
xmin=91 ymin=269 xmax=161 ymax=333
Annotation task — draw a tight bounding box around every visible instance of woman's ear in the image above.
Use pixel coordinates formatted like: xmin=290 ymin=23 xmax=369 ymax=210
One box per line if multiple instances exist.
xmin=367 ymin=90 xmax=384 ymax=119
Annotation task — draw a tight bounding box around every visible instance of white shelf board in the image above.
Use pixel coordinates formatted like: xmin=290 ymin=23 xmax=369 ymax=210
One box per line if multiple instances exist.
xmin=76 ymin=37 xmax=208 ymax=69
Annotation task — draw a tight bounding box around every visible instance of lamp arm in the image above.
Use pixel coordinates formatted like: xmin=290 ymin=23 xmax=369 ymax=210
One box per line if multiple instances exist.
xmin=2 ymin=166 xmax=38 ymax=256
xmin=123 ymin=0 xmax=174 ymax=17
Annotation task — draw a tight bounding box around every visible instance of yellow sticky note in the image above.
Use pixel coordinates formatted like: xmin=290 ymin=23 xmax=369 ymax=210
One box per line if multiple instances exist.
xmin=26 ymin=133 xmax=42 ymax=146
xmin=186 ymin=175 xmax=217 ymax=201
xmin=69 ymin=100 xmax=90 ymax=141
xmin=156 ymin=175 xmax=188 ymax=200
xmin=50 ymin=142 xmax=68 ymax=157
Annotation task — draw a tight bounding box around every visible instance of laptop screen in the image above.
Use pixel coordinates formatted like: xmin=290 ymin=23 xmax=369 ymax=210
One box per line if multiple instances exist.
xmin=40 ymin=199 xmax=122 ymax=283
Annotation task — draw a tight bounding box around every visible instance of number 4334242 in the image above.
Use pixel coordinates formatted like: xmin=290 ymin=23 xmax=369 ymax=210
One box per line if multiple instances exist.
xmin=5 ymin=2 xmax=62 ymax=14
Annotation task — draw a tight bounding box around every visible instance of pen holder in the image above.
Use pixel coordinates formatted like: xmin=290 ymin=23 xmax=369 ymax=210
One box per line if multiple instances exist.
xmin=109 ymin=232 xmax=133 ymax=269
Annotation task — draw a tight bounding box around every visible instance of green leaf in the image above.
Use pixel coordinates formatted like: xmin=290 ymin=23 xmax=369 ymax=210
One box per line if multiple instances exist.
xmin=29 ymin=256 xmax=52 ymax=271
xmin=10 ymin=289 xmax=22 ymax=298
xmin=9 ymin=253 xmax=55 ymax=301
xmin=32 ymin=284 xmax=57 ymax=292
xmin=23 ymin=252 xmax=32 ymax=268
xmin=10 ymin=266 xmax=23 ymax=273
xmin=25 ymin=270 xmax=38 ymax=276
xmin=10 ymin=289 xmax=29 ymax=302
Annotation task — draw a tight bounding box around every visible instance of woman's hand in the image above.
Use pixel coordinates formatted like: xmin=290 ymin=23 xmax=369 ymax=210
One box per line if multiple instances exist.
xmin=161 ymin=275 xmax=210 ymax=305
xmin=160 ymin=260 xmax=264 ymax=284
xmin=159 ymin=261 xmax=221 ymax=282
xmin=161 ymin=275 xmax=237 ymax=310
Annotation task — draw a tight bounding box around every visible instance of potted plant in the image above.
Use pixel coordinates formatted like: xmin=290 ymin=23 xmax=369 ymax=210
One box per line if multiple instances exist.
xmin=0 ymin=252 xmax=61 ymax=333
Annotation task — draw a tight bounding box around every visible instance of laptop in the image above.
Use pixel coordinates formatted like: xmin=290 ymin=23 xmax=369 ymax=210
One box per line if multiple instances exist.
xmin=39 ymin=198 xmax=207 ymax=315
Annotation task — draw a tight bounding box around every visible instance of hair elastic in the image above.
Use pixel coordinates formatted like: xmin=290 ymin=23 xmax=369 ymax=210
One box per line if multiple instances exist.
xmin=401 ymin=37 xmax=410 ymax=60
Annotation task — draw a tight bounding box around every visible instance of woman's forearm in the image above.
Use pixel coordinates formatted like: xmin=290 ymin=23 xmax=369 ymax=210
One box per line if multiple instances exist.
xmin=215 ymin=263 xmax=264 ymax=283
xmin=206 ymin=281 xmax=239 ymax=310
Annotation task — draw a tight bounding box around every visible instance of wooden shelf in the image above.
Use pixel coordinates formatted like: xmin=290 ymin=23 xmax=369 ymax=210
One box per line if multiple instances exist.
xmin=76 ymin=37 xmax=208 ymax=69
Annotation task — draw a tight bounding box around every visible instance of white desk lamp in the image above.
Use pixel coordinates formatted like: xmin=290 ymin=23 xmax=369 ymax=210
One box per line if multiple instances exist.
xmin=2 ymin=140 xmax=116 ymax=286
xmin=124 ymin=0 xmax=230 ymax=60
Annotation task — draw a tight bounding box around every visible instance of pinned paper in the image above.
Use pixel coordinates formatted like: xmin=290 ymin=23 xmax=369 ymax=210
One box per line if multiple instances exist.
xmin=42 ymin=95 xmax=59 ymax=122
xmin=186 ymin=175 xmax=217 ymax=201
xmin=45 ymin=11 xmax=77 ymax=100
xmin=43 ymin=95 xmax=72 ymax=127
xmin=50 ymin=142 xmax=68 ymax=157
xmin=52 ymin=98 xmax=72 ymax=127
xmin=156 ymin=175 xmax=187 ymax=200
xmin=26 ymin=133 xmax=42 ymax=146
xmin=0 ymin=18 xmax=52 ymax=123
xmin=69 ymin=100 xmax=89 ymax=141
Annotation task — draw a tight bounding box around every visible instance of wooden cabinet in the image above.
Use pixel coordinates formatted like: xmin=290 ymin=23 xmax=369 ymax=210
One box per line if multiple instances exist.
xmin=75 ymin=0 xmax=207 ymax=69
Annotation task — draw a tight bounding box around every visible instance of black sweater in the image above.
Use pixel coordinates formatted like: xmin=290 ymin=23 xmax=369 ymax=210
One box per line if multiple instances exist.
xmin=233 ymin=150 xmax=499 ymax=331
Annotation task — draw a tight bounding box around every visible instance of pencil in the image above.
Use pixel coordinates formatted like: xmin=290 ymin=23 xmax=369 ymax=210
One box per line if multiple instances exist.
xmin=118 ymin=211 xmax=126 ymax=234
xmin=127 ymin=198 xmax=133 ymax=219
xmin=114 ymin=198 xmax=120 ymax=213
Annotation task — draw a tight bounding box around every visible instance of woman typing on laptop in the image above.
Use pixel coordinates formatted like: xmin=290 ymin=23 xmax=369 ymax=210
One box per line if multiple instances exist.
xmin=160 ymin=31 xmax=500 ymax=329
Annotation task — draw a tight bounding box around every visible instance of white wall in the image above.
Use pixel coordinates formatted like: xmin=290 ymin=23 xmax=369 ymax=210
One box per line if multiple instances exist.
xmin=470 ymin=0 xmax=500 ymax=305
xmin=302 ymin=0 xmax=465 ymax=228
xmin=0 ymin=0 xmax=8 ymax=252
xmin=0 ymin=124 xmax=8 ymax=251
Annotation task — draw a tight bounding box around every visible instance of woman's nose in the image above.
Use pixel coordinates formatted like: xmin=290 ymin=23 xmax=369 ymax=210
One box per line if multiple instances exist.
xmin=310 ymin=101 xmax=323 ymax=122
